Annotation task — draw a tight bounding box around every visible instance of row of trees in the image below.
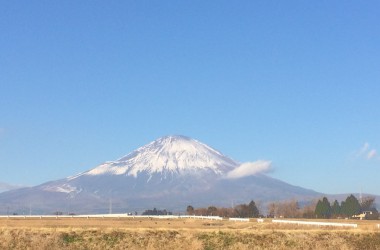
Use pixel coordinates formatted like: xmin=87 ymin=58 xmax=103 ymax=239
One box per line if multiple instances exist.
xmin=142 ymin=208 xmax=172 ymax=215
xmin=186 ymin=200 xmax=260 ymax=218
xmin=186 ymin=195 xmax=378 ymax=220
xmin=315 ymin=195 xmax=378 ymax=219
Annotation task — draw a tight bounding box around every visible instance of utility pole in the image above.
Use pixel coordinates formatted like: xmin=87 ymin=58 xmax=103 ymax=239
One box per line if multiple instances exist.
xmin=109 ymin=198 xmax=112 ymax=214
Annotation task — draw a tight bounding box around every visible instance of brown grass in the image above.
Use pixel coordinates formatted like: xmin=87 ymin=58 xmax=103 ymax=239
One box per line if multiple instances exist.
xmin=0 ymin=218 xmax=379 ymax=249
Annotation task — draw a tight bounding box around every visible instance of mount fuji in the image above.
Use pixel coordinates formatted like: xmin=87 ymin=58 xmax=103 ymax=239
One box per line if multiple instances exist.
xmin=72 ymin=135 xmax=237 ymax=179
xmin=0 ymin=135 xmax=320 ymax=214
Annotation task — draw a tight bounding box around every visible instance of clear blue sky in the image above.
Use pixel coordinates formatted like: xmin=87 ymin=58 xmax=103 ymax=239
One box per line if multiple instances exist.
xmin=1 ymin=1 xmax=379 ymax=195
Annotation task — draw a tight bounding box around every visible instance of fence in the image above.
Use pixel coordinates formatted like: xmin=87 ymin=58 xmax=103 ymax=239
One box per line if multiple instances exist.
xmin=0 ymin=214 xmax=223 ymax=220
xmin=229 ymin=218 xmax=250 ymax=222
xmin=272 ymin=219 xmax=357 ymax=228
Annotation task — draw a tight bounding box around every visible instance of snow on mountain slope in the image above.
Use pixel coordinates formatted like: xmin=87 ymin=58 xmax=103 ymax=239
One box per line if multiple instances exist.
xmin=70 ymin=135 xmax=238 ymax=180
xmin=0 ymin=135 xmax=325 ymax=214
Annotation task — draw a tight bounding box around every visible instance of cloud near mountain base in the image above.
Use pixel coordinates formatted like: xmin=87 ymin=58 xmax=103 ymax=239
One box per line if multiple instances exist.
xmin=225 ymin=160 xmax=272 ymax=179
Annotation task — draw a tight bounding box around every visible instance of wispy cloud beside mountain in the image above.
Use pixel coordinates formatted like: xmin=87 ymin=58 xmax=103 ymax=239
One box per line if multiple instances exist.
xmin=225 ymin=160 xmax=272 ymax=179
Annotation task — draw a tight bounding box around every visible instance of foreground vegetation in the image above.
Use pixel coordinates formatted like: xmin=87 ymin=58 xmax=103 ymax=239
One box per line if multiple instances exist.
xmin=0 ymin=217 xmax=379 ymax=249
xmin=1 ymin=228 xmax=380 ymax=250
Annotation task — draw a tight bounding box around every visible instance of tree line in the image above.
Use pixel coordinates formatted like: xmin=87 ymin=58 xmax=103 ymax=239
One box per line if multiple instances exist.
xmin=141 ymin=208 xmax=173 ymax=216
xmin=186 ymin=200 xmax=260 ymax=218
xmin=315 ymin=195 xmax=378 ymax=219
xmin=186 ymin=195 xmax=378 ymax=220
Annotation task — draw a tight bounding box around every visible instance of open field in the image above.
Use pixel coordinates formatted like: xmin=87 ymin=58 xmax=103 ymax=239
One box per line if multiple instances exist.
xmin=0 ymin=217 xmax=379 ymax=249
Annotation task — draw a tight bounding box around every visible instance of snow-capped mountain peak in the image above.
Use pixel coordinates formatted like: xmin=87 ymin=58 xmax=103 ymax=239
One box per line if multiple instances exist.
xmin=0 ymin=135 xmax=322 ymax=214
xmin=78 ymin=135 xmax=238 ymax=178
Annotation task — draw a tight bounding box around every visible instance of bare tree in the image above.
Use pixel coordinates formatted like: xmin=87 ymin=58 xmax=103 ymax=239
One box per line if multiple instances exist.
xmin=267 ymin=202 xmax=277 ymax=218
xmin=360 ymin=196 xmax=376 ymax=211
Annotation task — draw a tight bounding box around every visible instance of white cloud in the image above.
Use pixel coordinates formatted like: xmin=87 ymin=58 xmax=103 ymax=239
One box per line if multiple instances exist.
xmin=359 ymin=142 xmax=370 ymax=156
xmin=356 ymin=142 xmax=378 ymax=161
xmin=367 ymin=149 xmax=377 ymax=160
xmin=225 ymin=160 xmax=272 ymax=179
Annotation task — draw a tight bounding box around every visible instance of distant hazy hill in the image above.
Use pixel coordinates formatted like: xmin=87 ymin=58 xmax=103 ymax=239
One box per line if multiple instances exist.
xmin=0 ymin=182 xmax=25 ymax=193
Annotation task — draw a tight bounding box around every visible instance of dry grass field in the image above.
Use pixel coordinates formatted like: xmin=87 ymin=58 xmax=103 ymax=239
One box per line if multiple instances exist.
xmin=0 ymin=217 xmax=379 ymax=249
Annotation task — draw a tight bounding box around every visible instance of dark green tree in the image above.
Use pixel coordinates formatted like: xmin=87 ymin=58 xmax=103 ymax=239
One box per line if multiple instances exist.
xmin=207 ymin=206 xmax=218 ymax=216
xmin=314 ymin=197 xmax=331 ymax=218
xmin=142 ymin=208 xmax=172 ymax=215
xmin=341 ymin=194 xmax=361 ymax=217
xmin=315 ymin=200 xmax=321 ymax=217
xmin=233 ymin=201 xmax=260 ymax=218
xmin=340 ymin=201 xmax=346 ymax=215
xmin=248 ymin=200 xmax=260 ymax=218
xmin=186 ymin=205 xmax=194 ymax=215
xmin=331 ymin=200 xmax=341 ymax=218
